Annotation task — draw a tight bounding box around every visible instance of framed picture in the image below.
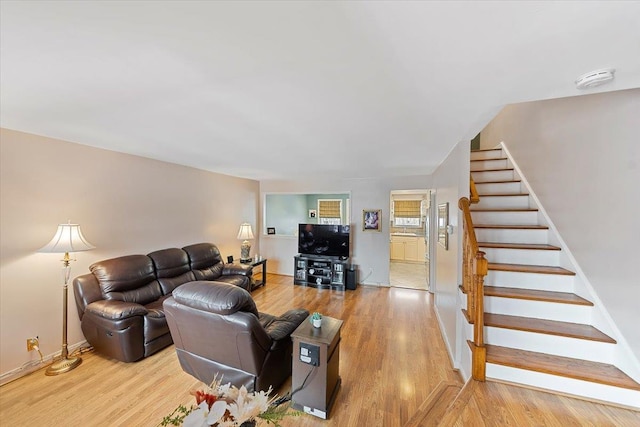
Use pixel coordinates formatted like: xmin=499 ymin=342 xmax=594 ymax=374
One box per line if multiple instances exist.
xmin=363 ymin=209 xmax=382 ymax=232
xmin=308 ymin=209 xmax=317 ymax=218
xmin=267 ymin=227 xmax=276 ymax=235
xmin=437 ymin=202 xmax=449 ymax=250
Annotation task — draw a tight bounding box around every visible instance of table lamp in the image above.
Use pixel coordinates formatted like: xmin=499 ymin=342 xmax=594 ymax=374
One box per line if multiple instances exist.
xmin=237 ymin=223 xmax=254 ymax=263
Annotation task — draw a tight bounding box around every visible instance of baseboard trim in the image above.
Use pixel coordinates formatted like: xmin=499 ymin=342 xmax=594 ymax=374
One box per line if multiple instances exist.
xmin=0 ymin=340 xmax=90 ymax=386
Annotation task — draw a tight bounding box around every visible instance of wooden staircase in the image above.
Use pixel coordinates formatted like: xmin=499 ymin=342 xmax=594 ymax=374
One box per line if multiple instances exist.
xmin=464 ymin=147 xmax=640 ymax=407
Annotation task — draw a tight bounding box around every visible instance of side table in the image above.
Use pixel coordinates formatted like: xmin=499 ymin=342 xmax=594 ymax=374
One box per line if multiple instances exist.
xmin=238 ymin=257 xmax=267 ymax=289
xmin=290 ymin=315 xmax=343 ymax=419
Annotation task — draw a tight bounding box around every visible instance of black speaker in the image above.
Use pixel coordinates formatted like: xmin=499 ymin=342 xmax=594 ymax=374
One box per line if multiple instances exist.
xmin=346 ymin=265 xmax=357 ymax=290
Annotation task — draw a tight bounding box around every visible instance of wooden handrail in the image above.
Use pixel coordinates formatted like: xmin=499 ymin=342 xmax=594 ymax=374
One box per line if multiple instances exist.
xmin=458 ymin=198 xmax=479 ymax=253
xmin=459 ymin=195 xmax=488 ymax=381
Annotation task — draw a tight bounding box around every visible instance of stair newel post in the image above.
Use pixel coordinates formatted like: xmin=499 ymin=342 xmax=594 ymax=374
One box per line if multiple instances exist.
xmin=462 ymin=218 xmax=474 ymax=315
xmin=459 ymin=198 xmax=476 ymax=316
xmin=471 ymin=250 xmax=488 ymax=381
xmin=460 ymin=194 xmax=489 ymax=381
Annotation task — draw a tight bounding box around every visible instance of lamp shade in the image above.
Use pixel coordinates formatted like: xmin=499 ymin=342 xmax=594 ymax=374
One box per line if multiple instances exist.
xmin=236 ymin=223 xmax=254 ymax=240
xmin=38 ymin=222 xmax=95 ymax=253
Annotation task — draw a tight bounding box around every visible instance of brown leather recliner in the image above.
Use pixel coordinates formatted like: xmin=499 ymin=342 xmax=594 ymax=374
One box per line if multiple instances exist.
xmin=164 ymin=280 xmax=309 ymax=392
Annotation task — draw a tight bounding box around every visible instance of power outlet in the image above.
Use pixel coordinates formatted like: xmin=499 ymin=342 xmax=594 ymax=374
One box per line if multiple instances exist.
xmin=300 ymin=342 xmax=320 ymax=366
xmin=27 ymin=337 xmax=39 ymax=352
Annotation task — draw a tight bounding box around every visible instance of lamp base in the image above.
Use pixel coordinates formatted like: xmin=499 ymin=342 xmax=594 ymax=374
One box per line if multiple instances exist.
xmin=45 ymin=356 xmax=82 ymax=376
xmin=240 ymin=240 xmax=251 ymax=262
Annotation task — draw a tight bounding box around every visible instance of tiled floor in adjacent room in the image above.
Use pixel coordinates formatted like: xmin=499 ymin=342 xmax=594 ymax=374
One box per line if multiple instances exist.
xmin=389 ymin=260 xmax=429 ymax=290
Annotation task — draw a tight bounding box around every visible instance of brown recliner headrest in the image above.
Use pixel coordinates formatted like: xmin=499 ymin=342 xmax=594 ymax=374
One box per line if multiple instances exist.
xmin=182 ymin=243 xmax=223 ymax=269
xmin=90 ymin=254 xmax=162 ymax=304
xmin=171 ymin=281 xmax=259 ymax=318
xmin=182 ymin=243 xmax=224 ymax=281
xmin=148 ymin=248 xmax=191 ymax=278
xmin=148 ymin=248 xmax=196 ymax=294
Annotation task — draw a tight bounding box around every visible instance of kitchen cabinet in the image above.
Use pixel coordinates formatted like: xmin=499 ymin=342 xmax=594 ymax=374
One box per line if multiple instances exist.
xmin=390 ymin=239 xmax=405 ymax=260
xmin=390 ymin=235 xmax=425 ymax=262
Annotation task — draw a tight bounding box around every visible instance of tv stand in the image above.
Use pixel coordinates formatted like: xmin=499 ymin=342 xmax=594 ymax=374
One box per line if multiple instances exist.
xmin=294 ymin=255 xmax=348 ymax=291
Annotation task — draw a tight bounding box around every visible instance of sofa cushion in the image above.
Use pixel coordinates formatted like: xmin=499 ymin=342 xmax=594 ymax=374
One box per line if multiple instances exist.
xmin=171 ymin=281 xmax=259 ymax=318
xmin=148 ymin=248 xmax=196 ymax=294
xmin=90 ymin=255 xmax=162 ymax=305
xmin=183 ymin=243 xmax=224 ymax=281
xmin=144 ymin=296 xmax=171 ymax=342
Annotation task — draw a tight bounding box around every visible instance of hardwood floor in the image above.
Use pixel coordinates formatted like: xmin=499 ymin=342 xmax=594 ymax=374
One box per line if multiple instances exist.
xmin=1 ymin=274 xmax=638 ymax=426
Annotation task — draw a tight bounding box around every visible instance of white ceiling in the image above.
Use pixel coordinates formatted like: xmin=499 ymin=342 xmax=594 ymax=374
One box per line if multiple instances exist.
xmin=2 ymin=1 xmax=639 ymax=180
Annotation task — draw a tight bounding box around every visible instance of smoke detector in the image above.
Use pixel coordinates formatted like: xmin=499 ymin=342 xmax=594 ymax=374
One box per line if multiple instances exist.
xmin=575 ymin=68 xmax=615 ymax=89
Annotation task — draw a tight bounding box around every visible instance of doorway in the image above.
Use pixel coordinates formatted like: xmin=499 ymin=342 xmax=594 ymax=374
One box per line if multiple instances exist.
xmin=389 ymin=190 xmax=431 ymax=291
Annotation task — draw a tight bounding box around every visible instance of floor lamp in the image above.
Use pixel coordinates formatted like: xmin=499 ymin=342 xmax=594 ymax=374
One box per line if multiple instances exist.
xmin=38 ymin=221 xmax=95 ymax=375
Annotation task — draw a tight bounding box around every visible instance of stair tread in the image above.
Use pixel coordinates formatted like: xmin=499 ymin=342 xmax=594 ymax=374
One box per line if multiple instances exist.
xmin=477 ymin=192 xmax=529 ymax=197
xmin=484 ymin=286 xmax=592 ymax=305
xmin=472 ymin=167 xmax=515 ymax=172
xmin=488 ymin=262 xmax=575 ymax=275
xmin=479 ymin=242 xmax=559 ymax=250
xmin=403 ymin=381 xmax=462 ymax=427
xmin=471 ymin=157 xmax=507 ymax=162
xmin=485 ymin=344 xmax=640 ymax=391
xmin=474 ymin=224 xmax=548 ymax=229
xmin=475 ymin=179 xmax=521 ymax=184
xmin=484 ymin=312 xmax=614 ymax=342
xmin=471 ymin=148 xmax=502 ymax=152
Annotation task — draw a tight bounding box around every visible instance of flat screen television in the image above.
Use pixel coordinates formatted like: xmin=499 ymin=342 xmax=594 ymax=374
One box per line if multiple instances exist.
xmin=298 ymin=224 xmax=350 ymax=259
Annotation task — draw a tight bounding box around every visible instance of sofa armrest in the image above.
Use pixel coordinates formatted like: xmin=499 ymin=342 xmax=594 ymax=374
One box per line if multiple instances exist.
xmin=262 ymin=309 xmax=309 ymax=342
xmin=85 ymin=300 xmax=148 ymax=320
xmin=222 ymin=263 xmax=253 ymax=277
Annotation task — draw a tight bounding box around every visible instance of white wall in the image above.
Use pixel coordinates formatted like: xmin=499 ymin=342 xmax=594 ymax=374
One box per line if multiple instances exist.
xmin=260 ymin=175 xmax=432 ymax=284
xmin=0 ymin=128 xmax=259 ymax=379
xmin=480 ymin=88 xmax=640 ymax=360
xmin=430 ymin=141 xmax=470 ymax=374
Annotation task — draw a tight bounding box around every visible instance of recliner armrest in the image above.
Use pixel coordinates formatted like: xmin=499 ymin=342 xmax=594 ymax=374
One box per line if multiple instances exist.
xmin=262 ymin=309 xmax=309 ymax=342
xmin=85 ymin=300 xmax=148 ymax=320
xmin=222 ymin=263 xmax=253 ymax=277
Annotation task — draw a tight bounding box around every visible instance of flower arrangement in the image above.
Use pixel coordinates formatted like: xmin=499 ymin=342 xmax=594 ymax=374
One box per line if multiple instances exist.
xmin=159 ymin=375 xmax=300 ymax=427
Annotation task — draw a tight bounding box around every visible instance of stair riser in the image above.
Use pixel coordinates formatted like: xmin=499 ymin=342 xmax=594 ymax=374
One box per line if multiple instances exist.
xmin=472 ymin=169 xmax=515 ymax=182
xmin=475 ymin=195 xmax=530 ymax=210
xmin=485 ymin=364 xmax=640 ymax=409
xmin=471 ymin=159 xmax=509 ymax=171
xmin=486 ymin=271 xmax=575 ymax=292
xmin=484 ymin=296 xmax=589 ymax=323
xmin=471 ymin=210 xmax=539 ymax=226
xmin=480 ymin=247 xmax=559 ymax=265
xmin=475 ymin=228 xmax=549 ymax=244
xmin=483 ymin=327 xmax=615 ymax=364
xmin=474 ymin=181 xmax=523 ymax=194
xmin=471 ymin=150 xmax=503 ymax=161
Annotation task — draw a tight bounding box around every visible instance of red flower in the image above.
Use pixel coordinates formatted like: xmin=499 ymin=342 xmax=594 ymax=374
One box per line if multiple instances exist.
xmin=190 ymin=389 xmax=218 ymax=409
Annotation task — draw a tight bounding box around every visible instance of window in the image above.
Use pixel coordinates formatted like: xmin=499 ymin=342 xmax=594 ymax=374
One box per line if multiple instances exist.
xmin=393 ymin=200 xmax=421 ymax=227
xmin=318 ymin=199 xmax=342 ymax=225
xmin=263 ymin=193 xmax=350 ymax=236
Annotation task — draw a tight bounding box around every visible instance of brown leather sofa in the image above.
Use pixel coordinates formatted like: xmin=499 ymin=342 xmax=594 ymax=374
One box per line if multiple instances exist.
xmin=164 ymin=280 xmax=309 ymax=392
xmin=73 ymin=243 xmax=254 ymax=362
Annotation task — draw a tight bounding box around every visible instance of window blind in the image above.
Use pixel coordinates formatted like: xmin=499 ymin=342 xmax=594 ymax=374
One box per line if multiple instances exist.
xmin=319 ymin=200 xmax=342 ymax=218
xmin=394 ymin=200 xmax=421 ymax=218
